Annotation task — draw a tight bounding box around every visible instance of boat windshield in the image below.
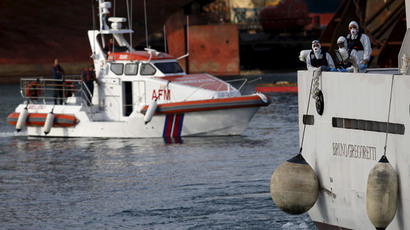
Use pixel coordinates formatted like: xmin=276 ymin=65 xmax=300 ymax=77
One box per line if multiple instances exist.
xmin=154 ymin=62 xmax=184 ymax=74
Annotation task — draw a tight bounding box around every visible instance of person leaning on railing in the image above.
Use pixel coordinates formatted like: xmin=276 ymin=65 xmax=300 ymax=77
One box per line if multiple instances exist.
xmin=306 ymin=40 xmax=335 ymax=72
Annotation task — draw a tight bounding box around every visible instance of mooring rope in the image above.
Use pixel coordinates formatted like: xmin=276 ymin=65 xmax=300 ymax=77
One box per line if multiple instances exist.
xmin=299 ymin=72 xmax=316 ymax=155
xmin=384 ymin=74 xmax=395 ymax=156
xmin=312 ymin=68 xmax=322 ymax=100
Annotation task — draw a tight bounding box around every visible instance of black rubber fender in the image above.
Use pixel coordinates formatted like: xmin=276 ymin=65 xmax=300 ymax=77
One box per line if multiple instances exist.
xmin=315 ymin=90 xmax=324 ymax=115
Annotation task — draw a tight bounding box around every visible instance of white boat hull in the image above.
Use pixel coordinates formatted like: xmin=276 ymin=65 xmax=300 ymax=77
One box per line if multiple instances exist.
xmin=298 ymin=70 xmax=410 ymax=229
xmin=23 ymin=106 xmax=258 ymax=138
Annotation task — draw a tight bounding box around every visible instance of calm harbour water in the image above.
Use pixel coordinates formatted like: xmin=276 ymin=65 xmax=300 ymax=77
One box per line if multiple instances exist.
xmin=0 ymin=82 xmax=316 ymax=229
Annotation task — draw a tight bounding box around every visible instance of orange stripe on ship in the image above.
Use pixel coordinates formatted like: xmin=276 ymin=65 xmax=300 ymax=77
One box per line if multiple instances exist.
xmin=7 ymin=113 xmax=77 ymax=127
xmin=141 ymin=94 xmax=270 ymax=115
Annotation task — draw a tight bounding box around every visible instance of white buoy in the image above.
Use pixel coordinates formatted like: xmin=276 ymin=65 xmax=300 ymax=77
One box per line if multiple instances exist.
xmin=43 ymin=111 xmax=55 ymax=135
xmin=144 ymin=99 xmax=158 ymax=124
xmin=366 ymin=155 xmax=398 ymax=230
xmin=270 ymin=154 xmax=319 ymax=215
xmin=16 ymin=107 xmax=29 ymax=132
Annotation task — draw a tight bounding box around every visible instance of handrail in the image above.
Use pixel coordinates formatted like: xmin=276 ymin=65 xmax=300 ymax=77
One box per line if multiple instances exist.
xmin=20 ymin=77 xmax=92 ymax=109
xmin=180 ymin=77 xmax=262 ymax=101
xmin=223 ymin=78 xmax=248 ymax=97
xmin=79 ymin=81 xmax=94 ymax=116
xmin=230 ymin=77 xmax=262 ymax=96
xmin=182 ymin=80 xmax=232 ymax=101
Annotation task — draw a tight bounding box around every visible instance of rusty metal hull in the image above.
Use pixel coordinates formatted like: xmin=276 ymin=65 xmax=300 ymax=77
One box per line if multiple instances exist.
xmin=166 ymin=10 xmax=240 ymax=76
xmin=188 ymin=24 xmax=239 ymax=76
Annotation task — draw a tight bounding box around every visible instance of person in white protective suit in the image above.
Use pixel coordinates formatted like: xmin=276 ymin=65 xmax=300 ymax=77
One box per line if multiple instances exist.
xmin=346 ymin=21 xmax=372 ymax=72
xmin=331 ymin=36 xmax=360 ymax=72
xmin=306 ymin=40 xmax=335 ymax=71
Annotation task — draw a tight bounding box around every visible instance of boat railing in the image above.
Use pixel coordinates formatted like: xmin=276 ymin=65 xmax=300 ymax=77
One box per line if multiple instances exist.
xmin=224 ymin=78 xmax=248 ymax=96
xmin=182 ymin=80 xmax=233 ymax=101
xmin=226 ymin=77 xmax=262 ymax=95
xmin=20 ymin=77 xmax=94 ymax=110
xmin=181 ymin=77 xmax=260 ymax=101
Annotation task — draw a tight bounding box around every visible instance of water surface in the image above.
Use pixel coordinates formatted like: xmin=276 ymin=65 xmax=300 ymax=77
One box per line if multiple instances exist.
xmin=0 ymin=83 xmax=315 ymax=229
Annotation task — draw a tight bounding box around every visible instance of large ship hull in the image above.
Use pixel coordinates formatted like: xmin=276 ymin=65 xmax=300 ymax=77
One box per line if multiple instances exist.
xmin=297 ymin=70 xmax=410 ymax=229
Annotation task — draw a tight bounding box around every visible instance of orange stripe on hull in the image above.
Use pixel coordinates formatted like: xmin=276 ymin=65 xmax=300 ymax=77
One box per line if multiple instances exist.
xmin=7 ymin=113 xmax=77 ymax=127
xmin=141 ymin=94 xmax=270 ymax=115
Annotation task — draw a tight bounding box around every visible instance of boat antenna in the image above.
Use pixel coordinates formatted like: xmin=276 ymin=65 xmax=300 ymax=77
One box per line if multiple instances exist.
xmin=383 ymin=75 xmax=395 ymax=156
xmin=108 ymin=0 xmax=115 ymax=58
xmin=91 ymin=0 xmax=96 ymax=56
xmin=126 ymin=0 xmax=133 ymax=60
xmin=144 ymin=0 xmax=149 ymax=47
xmin=130 ymin=0 xmax=133 ymax=51
xmin=126 ymin=0 xmax=131 ymax=29
xmin=177 ymin=15 xmax=190 ymax=60
xmin=163 ymin=25 xmax=168 ymax=53
xmin=113 ymin=0 xmax=116 ymax=17
xmin=126 ymin=0 xmax=132 ymax=42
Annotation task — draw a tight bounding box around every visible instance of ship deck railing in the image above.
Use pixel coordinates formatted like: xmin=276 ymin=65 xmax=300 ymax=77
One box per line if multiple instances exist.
xmin=181 ymin=78 xmax=257 ymax=101
xmin=20 ymin=77 xmax=94 ymax=112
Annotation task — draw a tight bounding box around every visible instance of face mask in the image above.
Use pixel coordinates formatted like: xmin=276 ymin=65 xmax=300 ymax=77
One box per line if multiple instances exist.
xmin=339 ymin=47 xmax=349 ymax=61
xmin=350 ymin=28 xmax=357 ymax=37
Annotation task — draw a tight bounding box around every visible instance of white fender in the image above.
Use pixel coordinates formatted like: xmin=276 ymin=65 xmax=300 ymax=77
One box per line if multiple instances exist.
xmin=16 ymin=107 xmax=29 ymax=132
xmin=256 ymin=93 xmax=269 ymax=104
xmin=144 ymin=99 xmax=158 ymax=124
xmin=43 ymin=112 xmax=55 ymax=134
xmin=366 ymin=155 xmax=398 ymax=229
xmin=270 ymin=154 xmax=319 ymax=215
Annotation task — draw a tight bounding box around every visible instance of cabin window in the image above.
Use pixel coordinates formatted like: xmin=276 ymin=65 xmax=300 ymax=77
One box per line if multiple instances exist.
xmin=111 ymin=63 xmax=124 ymax=75
xmin=154 ymin=62 xmax=184 ymax=74
xmin=140 ymin=63 xmax=156 ymax=75
xmin=125 ymin=63 xmax=139 ymax=75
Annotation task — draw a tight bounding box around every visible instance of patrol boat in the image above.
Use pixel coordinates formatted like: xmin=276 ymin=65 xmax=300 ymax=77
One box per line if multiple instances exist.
xmin=7 ymin=0 xmax=270 ymax=138
xmin=270 ymin=0 xmax=410 ymax=229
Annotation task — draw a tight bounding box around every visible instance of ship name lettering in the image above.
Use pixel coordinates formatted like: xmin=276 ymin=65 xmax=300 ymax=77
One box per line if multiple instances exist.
xmin=332 ymin=142 xmax=376 ymax=160
xmin=152 ymin=89 xmax=171 ymax=101
xmin=27 ymin=105 xmax=46 ymax=110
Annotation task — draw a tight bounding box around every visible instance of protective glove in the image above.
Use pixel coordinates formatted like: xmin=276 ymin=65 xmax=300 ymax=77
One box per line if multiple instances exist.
xmin=320 ymin=66 xmax=331 ymax=71
xmin=330 ymin=68 xmax=337 ymax=72
xmin=338 ymin=66 xmax=346 ymax=72
xmin=360 ymin=64 xmax=367 ymax=70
